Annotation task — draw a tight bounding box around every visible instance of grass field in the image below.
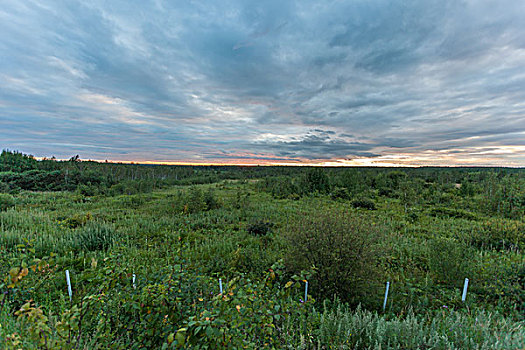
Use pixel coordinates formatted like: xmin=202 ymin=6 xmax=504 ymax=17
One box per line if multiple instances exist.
xmin=1 ymin=164 xmax=524 ymax=348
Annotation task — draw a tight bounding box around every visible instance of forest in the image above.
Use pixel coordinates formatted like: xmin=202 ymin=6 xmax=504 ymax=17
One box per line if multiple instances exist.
xmin=0 ymin=150 xmax=524 ymax=349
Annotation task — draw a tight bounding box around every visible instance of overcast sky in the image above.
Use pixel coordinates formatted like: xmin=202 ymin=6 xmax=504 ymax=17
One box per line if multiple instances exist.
xmin=1 ymin=0 xmax=525 ymax=166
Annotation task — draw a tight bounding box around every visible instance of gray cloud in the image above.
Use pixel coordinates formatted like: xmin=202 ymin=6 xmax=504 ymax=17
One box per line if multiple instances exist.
xmin=1 ymin=0 xmax=525 ymax=165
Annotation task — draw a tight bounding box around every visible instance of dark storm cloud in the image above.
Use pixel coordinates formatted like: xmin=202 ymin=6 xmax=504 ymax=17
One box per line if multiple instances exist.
xmin=1 ymin=0 xmax=525 ymax=164
xmin=253 ymin=130 xmax=380 ymax=159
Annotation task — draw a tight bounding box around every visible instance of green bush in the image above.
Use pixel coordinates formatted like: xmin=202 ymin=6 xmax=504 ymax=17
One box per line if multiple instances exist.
xmin=77 ymin=183 xmax=99 ymax=197
xmin=0 ymin=181 xmax=10 ymax=192
xmin=429 ymin=207 xmax=477 ymax=220
xmin=0 ymin=193 xmax=15 ymax=211
xmin=246 ymin=220 xmax=273 ymax=236
xmin=302 ymin=168 xmax=331 ymax=194
xmin=330 ymin=187 xmax=351 ymax=200
xmin=59 ymin=212 xmax=93 ymax=229
xmin=428 ymin=239 xmax=475 ymax=286
xmin=261 ymin=176 xmax=301 ymax=199
xmin=185 ymin=187 xmax=206 ymax=213
xmin=351 ymin=197 xmax=376 ymax=210
xmin=468 ymin=219 xmax=525 ymax=251
xmin=283 ymin=210 xmax=385 ymax=307
xmin=204 ymin=188 xmax=220 ymax=210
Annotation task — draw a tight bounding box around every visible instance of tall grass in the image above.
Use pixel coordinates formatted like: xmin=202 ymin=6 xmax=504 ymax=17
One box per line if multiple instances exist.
xmin=284 ymin=301 xmax=524 ymax=349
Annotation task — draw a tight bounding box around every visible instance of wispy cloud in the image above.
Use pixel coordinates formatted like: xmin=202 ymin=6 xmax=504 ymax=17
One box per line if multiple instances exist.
xmin=1 ymin=0 xmax=525 ymax=165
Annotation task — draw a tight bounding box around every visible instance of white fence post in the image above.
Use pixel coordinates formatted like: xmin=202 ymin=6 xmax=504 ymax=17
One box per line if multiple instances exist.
xmin=304 ymin=281 xmax=308 ymax=302
xmin=219 ymin=278 xmax=223 ymax=294
xmin=383 ymin=281 xmax=390 ymax=311
xmin=462 ymin=278 xmax=469 ymax=302
xmin=65 ymin=270 xmax=72 ymax=302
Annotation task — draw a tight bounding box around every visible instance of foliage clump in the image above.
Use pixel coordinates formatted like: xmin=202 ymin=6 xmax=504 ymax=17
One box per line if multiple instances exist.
xmin=184 ymin=187 xmax=221 ymax=213
xmin=283 ymin=210 xmax=385 ymax=307
xmin=246 ymin=220 xmax=274 ymax=236
xmin=0 ymin=193 xmax=15 ymax=211
xmin=303 ymin=167 xmax=331 ymax=194
xmin=71 ymin=221 xmax=118 ymax=252
xmin=428 ymin=239 xmax=475 ymax=286
xmin=330 ymin=187 xmax=351 ymax=200
xmin=351 ymin=196 xmax=376 ymax=210
xmin=60 ymin=212 xmax=93 ymax=229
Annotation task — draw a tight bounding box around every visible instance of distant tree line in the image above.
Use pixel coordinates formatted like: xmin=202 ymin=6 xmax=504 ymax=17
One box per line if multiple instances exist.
xmin=1 ymin=149 xmax=524 ymax=218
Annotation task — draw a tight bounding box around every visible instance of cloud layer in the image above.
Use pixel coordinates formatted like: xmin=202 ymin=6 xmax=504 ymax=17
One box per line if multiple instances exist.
xmin=1 ymin=0 xmax=525 ymax=166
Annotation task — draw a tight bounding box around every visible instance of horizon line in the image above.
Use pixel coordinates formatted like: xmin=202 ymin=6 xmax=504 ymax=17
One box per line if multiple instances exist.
xmin=32 ymin=157 xmax=525 ymax=169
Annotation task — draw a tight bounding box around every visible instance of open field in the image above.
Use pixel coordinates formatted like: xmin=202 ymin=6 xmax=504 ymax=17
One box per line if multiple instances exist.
xmin=0 ymin=152 xmax=524 ymax=349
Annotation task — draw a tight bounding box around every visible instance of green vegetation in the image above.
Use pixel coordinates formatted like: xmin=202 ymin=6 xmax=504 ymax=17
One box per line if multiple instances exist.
xmin=0 ymin=150 xmax=524 ymax=349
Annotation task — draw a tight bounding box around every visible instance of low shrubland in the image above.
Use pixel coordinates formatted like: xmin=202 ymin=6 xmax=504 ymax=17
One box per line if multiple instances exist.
xmin=0 ymin=159 xmax=524 ymax=348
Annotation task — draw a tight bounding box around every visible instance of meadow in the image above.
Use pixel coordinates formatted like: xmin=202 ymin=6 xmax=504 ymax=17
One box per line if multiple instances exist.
xmin=0 ymin=151 xmax=524 ymax=349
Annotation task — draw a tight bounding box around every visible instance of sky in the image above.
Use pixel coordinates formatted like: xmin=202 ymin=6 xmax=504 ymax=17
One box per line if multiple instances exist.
xmin=1 ymin=0 xmax=525 ymax=166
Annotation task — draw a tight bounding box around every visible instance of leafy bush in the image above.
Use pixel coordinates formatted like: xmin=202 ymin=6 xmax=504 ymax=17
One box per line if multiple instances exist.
xmin=77 ymin=183 xmax=99 ymax=197
xmin=468 ymin=219 xmax=525 ymax=251
xmin=429 ymin=207 xmax=477 ymax=220
xmin=185 ymin=187 xmax=207 ymax=213
xmin=0 ymin=193 xmax=16 ymax=211
xmin=302 ymin=168 xmax=331 ymax=194
xmin=428 ymin=239 xmax=475 ymax=286
xmin=246 ymin=220 xmax=273 ymax=236
xmin=204 ymin=188 xmax=220 ymax=210
xmin=0 ymin=181 xmax=10 ymax=193
xmin=179 ymin=271 xmax=306 ymax=349
xmin=330 ymin=187 xmax=351 ymax=200
xmin=351 ymin=197 xmax=376 ymax=210
xmin=260 ymin=176 xmax=301 ymax=199
xmin=59 ymin=212 xmax=93 ymax=229
xmin=283 ymin=210 xmax=384 ymax=307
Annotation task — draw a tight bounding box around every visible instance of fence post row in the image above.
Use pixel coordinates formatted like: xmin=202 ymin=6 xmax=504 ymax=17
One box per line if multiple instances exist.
xmin=63 ymin=270 xmax=471 ymax=311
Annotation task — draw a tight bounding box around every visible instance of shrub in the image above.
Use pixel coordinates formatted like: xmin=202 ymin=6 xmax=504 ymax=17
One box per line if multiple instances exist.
xmin=330 ymin=187 xmax=351 ymax=200
xmin=302 ymin=168 xmax=331 ymax=194
xmin=0 ymin=181 xmax=10 ymax=192
xmin=60 ymin=212 xmax=93 ymax=229
xmin=351 ymin=197 xmax=376 ymax=210
xmin=204 ymin=188 xmax=220 ymax=210
xmin=428 ymin=239 xmax=475 ymax=286
xmin=429 ymin=207 xmax=477 ymax=220
xmin=0 ymin=193 xmax=15 ymax=211
xmin=468 ymin=219 xmax=525 ymax=251
xmin=247 ymin=220 xmax=274 ymax=236
xmin=283 ymin=210 xmax=384 ymax=307
xmin=261 ymin=176 xmax=301 ymax=199
xmin=185 ymin=187 xmax=206 ymax=213
xmin=77 ymin=183 xmax=99 ymax=197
